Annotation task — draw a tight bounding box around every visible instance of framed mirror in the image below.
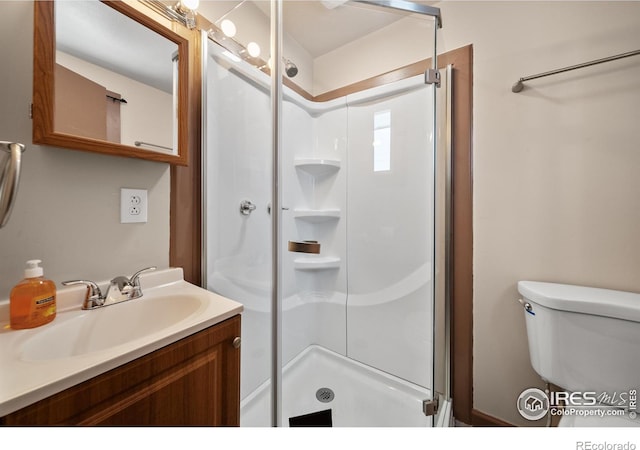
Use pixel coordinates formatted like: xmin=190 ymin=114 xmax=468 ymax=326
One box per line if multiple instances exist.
xmin=33 ymin=0 xmax=190 ymax=165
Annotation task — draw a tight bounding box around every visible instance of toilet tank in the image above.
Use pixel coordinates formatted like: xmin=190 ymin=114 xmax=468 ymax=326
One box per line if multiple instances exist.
xmin=517 ymin=281 xmax=640 ymax=396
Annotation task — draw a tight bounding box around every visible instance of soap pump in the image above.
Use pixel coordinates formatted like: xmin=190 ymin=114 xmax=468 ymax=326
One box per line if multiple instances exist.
xmin=10 ymin=260 xmax=57 ymax=329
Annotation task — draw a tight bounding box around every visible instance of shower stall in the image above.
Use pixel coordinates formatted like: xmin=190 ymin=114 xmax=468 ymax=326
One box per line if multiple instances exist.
xmin=201 ymin=0 xmax=451 ymax=427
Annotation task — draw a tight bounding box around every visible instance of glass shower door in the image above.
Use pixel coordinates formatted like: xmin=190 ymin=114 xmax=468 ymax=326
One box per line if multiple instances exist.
xmin=201 ymin=0 xmax=275 ymax=426
xmin=279 ymin=0 xmax=442 ymax=427
xmin=203 ymin=0 xmax=445 ymax=427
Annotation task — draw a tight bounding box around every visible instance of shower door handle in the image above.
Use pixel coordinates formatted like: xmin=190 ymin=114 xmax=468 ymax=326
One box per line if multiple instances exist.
xmin=266 ymin=202 xmax=289 ymax=215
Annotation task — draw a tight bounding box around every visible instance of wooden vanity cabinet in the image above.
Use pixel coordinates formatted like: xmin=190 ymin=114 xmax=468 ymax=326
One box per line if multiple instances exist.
xmin=1 ymin=315 xmax=240 ymax=426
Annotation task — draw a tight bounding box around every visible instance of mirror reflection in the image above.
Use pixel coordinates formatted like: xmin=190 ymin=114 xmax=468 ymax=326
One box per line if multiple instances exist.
xmin=54 ymin=0 xmax=178 ymax=154
xmin=198 ymin=0 xmax=427 ymax=97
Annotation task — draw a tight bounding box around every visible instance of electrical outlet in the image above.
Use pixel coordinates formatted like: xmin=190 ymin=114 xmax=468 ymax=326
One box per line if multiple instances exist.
xmin=121 ymin=188 xmax=148 ymax=223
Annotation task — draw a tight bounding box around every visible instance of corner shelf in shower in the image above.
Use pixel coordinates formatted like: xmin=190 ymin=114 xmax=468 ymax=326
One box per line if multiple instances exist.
xmin=293 ymin=209 xmax=341 ymax=223
xmin=294 ymin=256 xmax=341 ymax=271
xmin=294 ymin=158 xmax=340 ymax=177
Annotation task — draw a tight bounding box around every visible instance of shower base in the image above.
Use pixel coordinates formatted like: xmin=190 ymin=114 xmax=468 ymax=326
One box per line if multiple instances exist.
xmin=240 ymin=345 xmax=432 ymax=427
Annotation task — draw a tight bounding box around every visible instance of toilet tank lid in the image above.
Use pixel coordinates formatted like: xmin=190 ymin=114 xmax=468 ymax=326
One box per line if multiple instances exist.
xmin=517 ymin=281 xmax=640 ymax=323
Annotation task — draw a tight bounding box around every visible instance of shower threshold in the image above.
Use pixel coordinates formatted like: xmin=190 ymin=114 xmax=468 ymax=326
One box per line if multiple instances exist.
xmin=240 ymin=345 xmax=432 ymax=427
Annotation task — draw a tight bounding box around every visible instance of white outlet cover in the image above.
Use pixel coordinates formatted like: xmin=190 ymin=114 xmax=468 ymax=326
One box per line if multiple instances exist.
xmin=120 ymin=188 xmax=148 ymax=223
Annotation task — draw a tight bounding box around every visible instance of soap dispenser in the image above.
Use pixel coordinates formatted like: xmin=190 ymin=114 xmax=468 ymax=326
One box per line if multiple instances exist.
xmin=10 ymin=260 xmax=57 ymax=329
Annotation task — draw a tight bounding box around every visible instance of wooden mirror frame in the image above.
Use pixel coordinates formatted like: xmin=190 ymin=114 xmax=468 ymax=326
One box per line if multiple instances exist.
xmin=33 ymin=0 xmax=190 ymax=166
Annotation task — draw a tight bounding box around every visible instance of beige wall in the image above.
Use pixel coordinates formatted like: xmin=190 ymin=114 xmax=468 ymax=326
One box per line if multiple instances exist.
xmin=436 ymin=1 xmax=640 ymax=425
xmin=56 ymin=52 xmax=174 ymax=151
xmin=0 ymin=2 xmax=170 ymax=298
xmin=313 ymin=14 xmax=436 ymax=95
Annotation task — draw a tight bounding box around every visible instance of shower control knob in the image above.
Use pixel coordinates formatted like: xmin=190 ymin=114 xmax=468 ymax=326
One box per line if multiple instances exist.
xmin=240 ymin=200 xmax=256 ymax=215
xmin=232 ymin=337 xmax=241 ymax=349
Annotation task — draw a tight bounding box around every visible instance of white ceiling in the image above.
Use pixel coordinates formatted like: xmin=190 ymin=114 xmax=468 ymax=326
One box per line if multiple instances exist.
xmin=198 ymin=0 xmax=433 ymax=58
xmin=56 ymin=0 xmax=177 ymax=93
xmin=268 ymin=1 xmax=410 ymax=58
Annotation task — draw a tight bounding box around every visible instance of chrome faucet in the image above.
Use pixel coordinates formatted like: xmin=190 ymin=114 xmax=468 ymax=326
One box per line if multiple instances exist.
xmin=63 ymin=266 xmax=156 ymax=310
xmin=61 ymin=279 xmax=105 ymax=310
xmin=107 ymin=266 xmax=157 ymax=303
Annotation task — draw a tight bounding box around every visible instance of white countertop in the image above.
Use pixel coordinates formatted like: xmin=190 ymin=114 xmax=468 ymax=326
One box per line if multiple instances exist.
xmin=0 ymin=267 xmax=243 ymax=417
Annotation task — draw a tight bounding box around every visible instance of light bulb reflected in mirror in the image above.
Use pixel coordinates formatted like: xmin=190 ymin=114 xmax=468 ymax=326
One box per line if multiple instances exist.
xmin=247 ymin=42 xmax=260 ymax=58
xmin=220 ymin=19 xmax=236 ymax=37
xmin=180 ymin=0 xmax=199 ymax=11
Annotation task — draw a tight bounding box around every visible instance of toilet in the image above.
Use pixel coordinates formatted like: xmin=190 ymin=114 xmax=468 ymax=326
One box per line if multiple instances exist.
xmin=517 ymin=280 xmax=640 ymax=427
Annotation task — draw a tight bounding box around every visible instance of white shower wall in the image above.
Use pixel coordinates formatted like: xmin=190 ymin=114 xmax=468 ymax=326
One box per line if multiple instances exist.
xmin=281 ymin=100 xmax=349 ymax=363
xmin=205 ymin=43 xmax=434 ymax=401
xmin=347 ymin=85 xmax=434 ymax=388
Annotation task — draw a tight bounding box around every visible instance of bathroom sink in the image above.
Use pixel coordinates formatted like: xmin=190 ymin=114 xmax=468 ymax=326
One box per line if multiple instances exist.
xmin=20 ymin=294 xmax=204 ymax=361
xmin=0 ymin=267 xmax=243 ymax=417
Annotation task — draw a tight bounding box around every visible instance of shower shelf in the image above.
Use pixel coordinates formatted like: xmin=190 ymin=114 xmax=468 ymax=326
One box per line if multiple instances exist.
xmin=293 ymin=209 xmax=341 ymax=223
xmin=294 ymin=158 xmax=340 ymax=176
xmin=294 ymin=257 xmax=341 ymax=271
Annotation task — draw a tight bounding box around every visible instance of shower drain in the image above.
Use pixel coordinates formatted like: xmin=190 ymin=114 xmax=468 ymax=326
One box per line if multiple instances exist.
xmin=316 ymin=387 xmax=335 ymax=403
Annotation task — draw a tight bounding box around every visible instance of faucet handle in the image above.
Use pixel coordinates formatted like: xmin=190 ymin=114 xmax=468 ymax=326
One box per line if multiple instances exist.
xmin=61 ymin=279 xmax=105 ymax=309
xmin=110 ymin=275 xmax=131 ymax=292
xmin=62 ymin=279 xmax=102 ymax=297
xmin=129 ymin=266 xmax=157 ymax=286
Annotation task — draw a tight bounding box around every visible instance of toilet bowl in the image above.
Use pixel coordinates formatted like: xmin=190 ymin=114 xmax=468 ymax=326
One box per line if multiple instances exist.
xmin=517 ymin=281 xmax=640 ymax=427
